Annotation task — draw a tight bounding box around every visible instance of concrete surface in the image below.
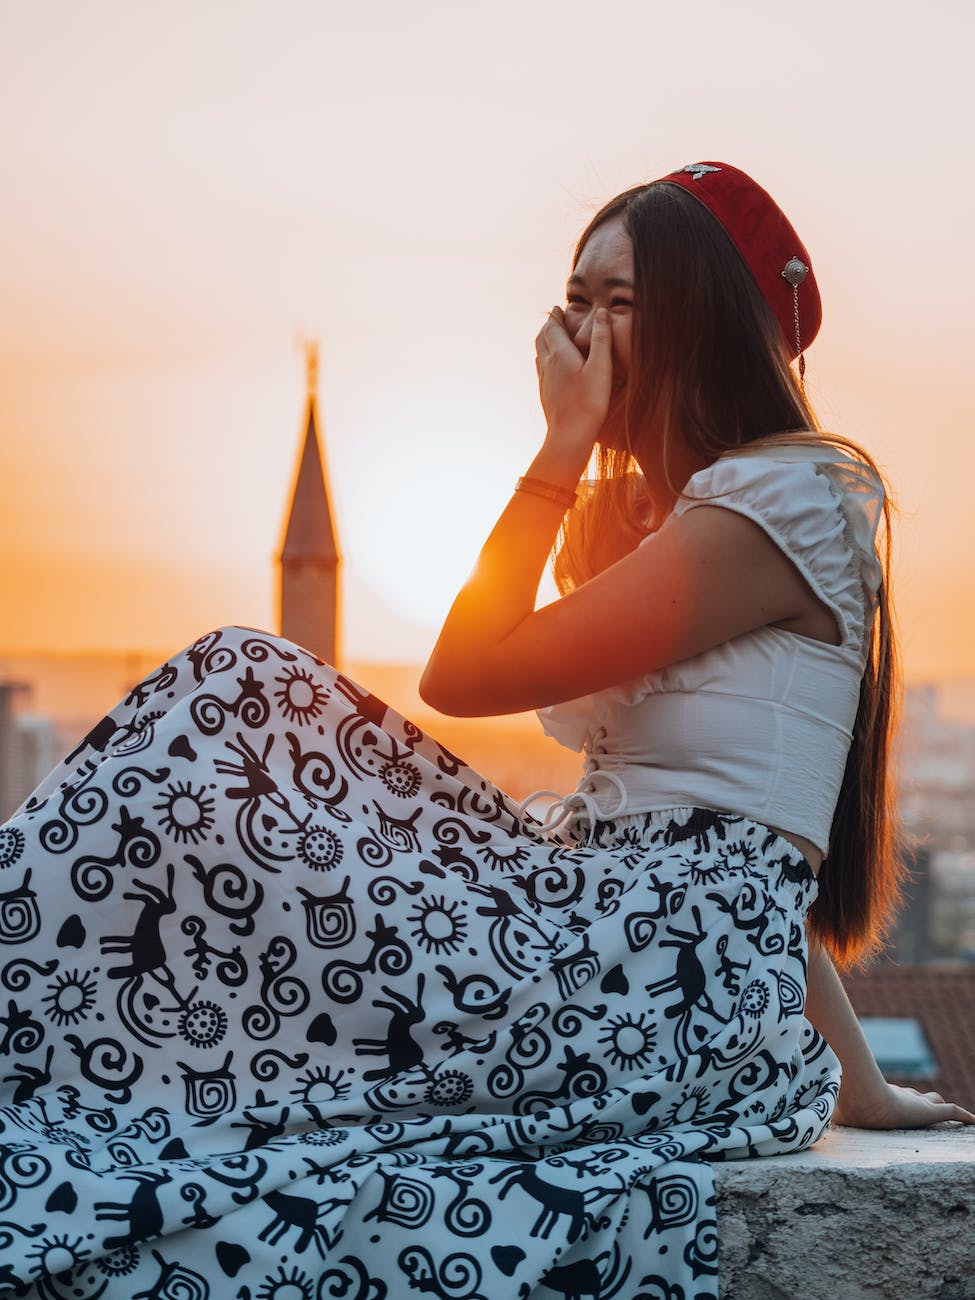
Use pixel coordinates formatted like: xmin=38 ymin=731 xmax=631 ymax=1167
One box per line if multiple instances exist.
xmin=714 ymin=1126 xmax=975 ymax=1298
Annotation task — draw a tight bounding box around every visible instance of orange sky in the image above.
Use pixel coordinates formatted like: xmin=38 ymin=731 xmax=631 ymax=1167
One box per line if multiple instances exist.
xmin=2 ymin=1 xmax=973 ymax=682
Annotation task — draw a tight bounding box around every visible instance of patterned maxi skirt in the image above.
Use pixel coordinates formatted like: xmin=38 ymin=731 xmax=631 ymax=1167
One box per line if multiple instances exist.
xmin=0 ymin=627 xmax=840 ymax=1300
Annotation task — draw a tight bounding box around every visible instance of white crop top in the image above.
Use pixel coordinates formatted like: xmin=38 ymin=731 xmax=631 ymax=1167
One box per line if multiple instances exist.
xmin=537 ymin=443 xmax=884 ymax=856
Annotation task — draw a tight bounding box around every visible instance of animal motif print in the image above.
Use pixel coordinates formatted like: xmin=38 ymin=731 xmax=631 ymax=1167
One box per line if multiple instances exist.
xmin=0 ymin=627 xmax=839 ymax=1299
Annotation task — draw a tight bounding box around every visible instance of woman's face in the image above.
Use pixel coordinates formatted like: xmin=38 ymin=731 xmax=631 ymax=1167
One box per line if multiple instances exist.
xmin=564 ymin=213 xmax=635 ymax=394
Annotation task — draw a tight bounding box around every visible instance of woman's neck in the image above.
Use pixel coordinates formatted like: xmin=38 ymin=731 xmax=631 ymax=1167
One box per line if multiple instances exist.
xmin=634 ymin=440 xmax=712 ymax=523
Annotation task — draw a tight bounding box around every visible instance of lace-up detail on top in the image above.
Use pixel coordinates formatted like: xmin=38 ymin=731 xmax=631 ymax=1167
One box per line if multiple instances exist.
xmin=518 ymin=768 xmax=630 ymax=841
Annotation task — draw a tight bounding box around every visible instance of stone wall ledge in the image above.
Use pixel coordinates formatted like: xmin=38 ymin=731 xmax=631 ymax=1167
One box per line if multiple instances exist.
xmin=714 ymin=1126 xmax=975 ymax=1299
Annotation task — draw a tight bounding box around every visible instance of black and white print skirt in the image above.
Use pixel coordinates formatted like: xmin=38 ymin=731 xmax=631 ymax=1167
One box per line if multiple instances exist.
xmin=0 ymin=627 xmax=840 ymax=1300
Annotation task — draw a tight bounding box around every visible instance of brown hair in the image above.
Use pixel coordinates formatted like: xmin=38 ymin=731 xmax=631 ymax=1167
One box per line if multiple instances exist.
xmin=555 ymin=181 xmax=904 ymax=967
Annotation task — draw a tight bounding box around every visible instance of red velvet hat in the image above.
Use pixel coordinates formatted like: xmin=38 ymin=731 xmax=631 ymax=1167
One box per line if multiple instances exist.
xmin=655 ymin=162 xmax=822 ymax=364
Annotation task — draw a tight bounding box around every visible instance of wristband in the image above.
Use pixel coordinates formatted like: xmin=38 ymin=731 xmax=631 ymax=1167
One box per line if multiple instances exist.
xmin=515 ymin=476 xmax=577 ymax=510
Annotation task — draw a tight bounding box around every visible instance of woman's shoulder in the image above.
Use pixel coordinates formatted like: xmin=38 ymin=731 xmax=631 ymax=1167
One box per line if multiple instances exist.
xmin=676 ymin=440 xmax=884 ymax=562
xmin=680 ymin=439 xmax=883 ymax=506
xmin=671 ymin=439 xmax=885 ymax=652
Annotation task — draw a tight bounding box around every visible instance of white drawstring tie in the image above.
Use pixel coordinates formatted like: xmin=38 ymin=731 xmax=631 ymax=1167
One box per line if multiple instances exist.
xmin=516 ymin=769 xmax=630 ymax=843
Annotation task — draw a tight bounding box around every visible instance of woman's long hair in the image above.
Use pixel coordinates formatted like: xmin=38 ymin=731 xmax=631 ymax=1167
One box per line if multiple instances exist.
xmin=554 ymin=181 xmax=903 ymax=968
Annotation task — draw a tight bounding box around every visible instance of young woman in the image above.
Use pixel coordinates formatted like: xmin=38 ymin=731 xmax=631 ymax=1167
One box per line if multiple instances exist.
xmin=1 ymin=162 xmax=970 ymax=1300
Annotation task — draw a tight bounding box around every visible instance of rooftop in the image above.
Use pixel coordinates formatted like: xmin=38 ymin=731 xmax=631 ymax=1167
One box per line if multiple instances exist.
xmin=842 ymin=962 xmax=975 ymax=1111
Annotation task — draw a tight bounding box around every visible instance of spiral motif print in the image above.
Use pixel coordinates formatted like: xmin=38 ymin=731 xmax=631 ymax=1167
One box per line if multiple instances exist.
xmin=0 ymin=870 xmax=42 ymax=943
xmin=0 ymin=627 xmax=839 ymax=1299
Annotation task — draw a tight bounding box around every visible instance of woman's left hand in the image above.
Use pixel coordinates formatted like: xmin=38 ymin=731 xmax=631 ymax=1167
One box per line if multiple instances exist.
xmin=833 ymin=1081 xmax=975 ymax=1129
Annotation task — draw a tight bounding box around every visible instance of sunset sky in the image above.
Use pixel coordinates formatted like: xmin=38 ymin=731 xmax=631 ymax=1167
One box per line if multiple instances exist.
xmin=2 ymin=0 xmax=972 ymax=682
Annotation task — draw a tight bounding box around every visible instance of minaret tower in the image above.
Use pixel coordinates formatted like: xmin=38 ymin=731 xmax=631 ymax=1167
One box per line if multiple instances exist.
xmin=278 ymin=343 xmax=341 ymax=664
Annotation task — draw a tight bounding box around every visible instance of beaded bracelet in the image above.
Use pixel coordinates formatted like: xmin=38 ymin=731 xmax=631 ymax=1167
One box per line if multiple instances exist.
xmin=515 ymin=476 xmax=577 ymax=510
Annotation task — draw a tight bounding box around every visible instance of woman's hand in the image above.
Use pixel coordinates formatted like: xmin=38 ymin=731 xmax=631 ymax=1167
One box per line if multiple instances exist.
xmin=832 ymin=1080 xmax=975 ymax=1130
xmin=804 ymin=939 xmax=975 ymax=1131
xmin=535 ymin=305 xmax=614 ymax=469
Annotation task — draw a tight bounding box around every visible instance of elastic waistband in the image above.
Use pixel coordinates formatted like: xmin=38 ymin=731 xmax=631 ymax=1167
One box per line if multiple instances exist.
xmin=586 ymin=806 xmax=818 ymax=888
xmin=519 ymin=798 xmax=818 ymax=893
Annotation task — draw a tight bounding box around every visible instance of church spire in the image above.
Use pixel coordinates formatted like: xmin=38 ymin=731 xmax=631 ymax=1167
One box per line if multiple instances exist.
xmin=305 ymin=339 xmax=319 ymax=396
xmin=278 ymin=343 xmax=341 ymax=664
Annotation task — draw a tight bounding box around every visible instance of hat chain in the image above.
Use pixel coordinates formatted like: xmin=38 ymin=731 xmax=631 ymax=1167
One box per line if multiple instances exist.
xmin=782 ymin=256 xmax=809 ymax=396
xmin=792 ymin=285 xmax=806 ymax=392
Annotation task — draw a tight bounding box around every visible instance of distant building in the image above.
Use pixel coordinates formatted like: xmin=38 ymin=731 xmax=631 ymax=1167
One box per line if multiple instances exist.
xmin=899 ymin=683 xmax=975 ymax=852
xmin=893 ymin=683 xmax=975 ymax=961
xmin=886 ymin=842 xmax=935 ymax=964
xmin=0 ymin=682 xmax=59 ymax=819
xmin=0 ymin=681 xmax=29 ymax=818
xmin=930 ymin=850 xmax=975 ymax=961
xmin=278 ymin=345 xmax=341 ymax=665
xmin=7 ymin=715 xmax=60 ymax=814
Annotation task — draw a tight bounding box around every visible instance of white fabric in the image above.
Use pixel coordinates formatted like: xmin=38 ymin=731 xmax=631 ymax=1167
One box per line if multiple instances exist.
xmin=0 ymin=630 xmax=839 ymax=1300
xmin=538 ymin=444 xmax=884 ymax=856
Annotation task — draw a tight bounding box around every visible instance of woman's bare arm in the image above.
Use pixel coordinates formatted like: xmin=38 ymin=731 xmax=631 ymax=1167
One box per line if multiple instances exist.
xmin=420 ymin=305 xmax=825 ymax=717
xmin=419 ymin=315 xmax=817 ymax=716
xmin=804 ymin=934 xmax=975 ymax=1128
xmin=419 ymin=486 xmax=819 ymax=717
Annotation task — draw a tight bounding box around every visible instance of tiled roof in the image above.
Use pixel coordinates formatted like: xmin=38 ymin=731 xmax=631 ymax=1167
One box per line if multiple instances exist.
xmin=842 ymin=962 xmax=975 ymax=1111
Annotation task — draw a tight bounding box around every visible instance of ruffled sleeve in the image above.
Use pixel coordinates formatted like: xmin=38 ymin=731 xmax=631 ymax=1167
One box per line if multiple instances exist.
xmin=671 ymin=445 xmax=884 ymax=657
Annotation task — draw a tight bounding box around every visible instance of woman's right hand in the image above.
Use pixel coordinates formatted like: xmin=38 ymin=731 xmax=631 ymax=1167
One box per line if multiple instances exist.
xmin=535 ymin=305 xmax=614 ymax=469
xmin=832 ymin=1080 xmax=975 ymax=1130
